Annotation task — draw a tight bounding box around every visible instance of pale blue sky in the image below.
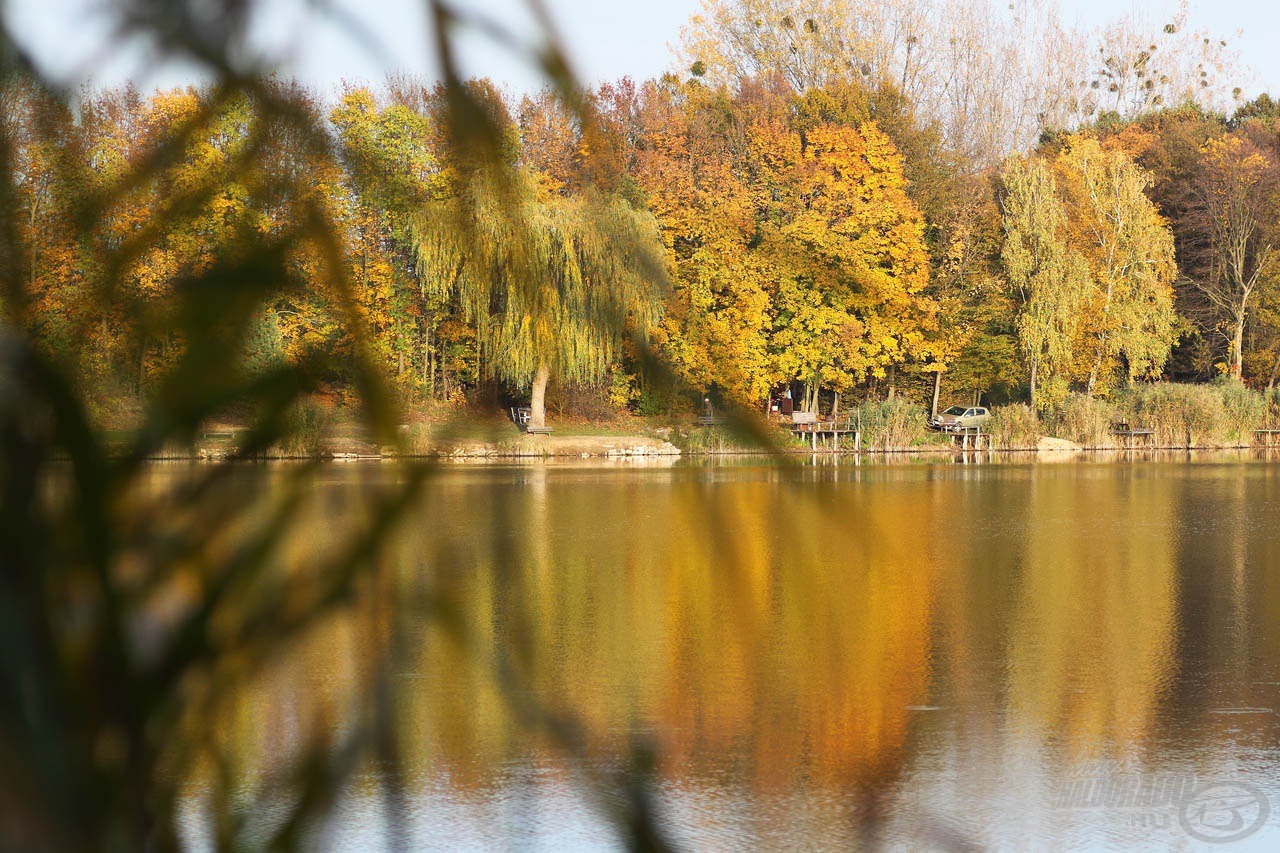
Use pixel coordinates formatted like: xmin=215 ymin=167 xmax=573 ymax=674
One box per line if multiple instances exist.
xmin=6 ymin=0 xmax=1280 ymax=97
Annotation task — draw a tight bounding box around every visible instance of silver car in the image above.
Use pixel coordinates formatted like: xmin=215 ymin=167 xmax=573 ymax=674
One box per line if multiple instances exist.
xmin=931 ymin=405 xmax=991 ymax=432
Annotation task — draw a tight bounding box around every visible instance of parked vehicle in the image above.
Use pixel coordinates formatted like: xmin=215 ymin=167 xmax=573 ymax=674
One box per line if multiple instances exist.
xmin=931 ymin=405 xmax=991 ymax=432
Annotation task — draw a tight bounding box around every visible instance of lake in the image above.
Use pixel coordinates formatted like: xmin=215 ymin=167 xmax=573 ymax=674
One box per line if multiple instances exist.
xmin=173 ymin=455 xmax=1280 ymax=850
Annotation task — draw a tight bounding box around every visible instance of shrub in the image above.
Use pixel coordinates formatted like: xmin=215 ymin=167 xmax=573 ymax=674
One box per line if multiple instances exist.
xmin=1265 ymin=386 xmax=1280 ymax=428
xmin=1124 ymin=383 xmax=1224 ymax=447
xmin=635 ymin=379 xmax=680 ymax=417
xmin=672 ymin=425 xmax=749 ymax=453
xmin=1215 ymin=378 xmax=1265 ymax=444
xmin=989 ymin=404 xmax=1041 ymax=449
xmin=281 ymin=400 xmax=330 ymax=457
xmin=856 ymin=398 xmax=931 ymax=449
xmin=607 ymin=364 xmax=641 ymax=412
xmin=1054 ymin=394 xmax=1117 ymax=448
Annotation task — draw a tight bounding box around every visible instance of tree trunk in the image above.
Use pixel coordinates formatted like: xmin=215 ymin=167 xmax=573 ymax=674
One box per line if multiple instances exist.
xmin=1086 ymin=343 xmax=1103 ymax=397
xmin=831 ymin=390 xmax=841 ymax=420
xmin=887 ymin=364 xmax=897 ymax=401
xmin=137 ymin=336 xmax=148 ymax=395
xmin=1232 ymin=312 xmax=1246 ymax=380
xmin=1029 ymin=358 xmax=1039 ymax=409
xmin=423 ymin=325 xmax=432 ymax=391
xmin=931 ymin=370 xmax=942 ymax=419
xmin=529 ymin=362 xmax=551 ymax=429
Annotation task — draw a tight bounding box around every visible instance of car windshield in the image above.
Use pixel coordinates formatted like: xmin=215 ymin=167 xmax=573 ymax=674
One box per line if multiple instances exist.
xmin=943 ymin=406 xmax=967 ymax=415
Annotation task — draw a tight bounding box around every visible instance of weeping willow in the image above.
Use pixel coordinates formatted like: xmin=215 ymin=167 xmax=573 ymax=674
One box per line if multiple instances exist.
xmin=414 ymin=170 xmax=663 ymax=427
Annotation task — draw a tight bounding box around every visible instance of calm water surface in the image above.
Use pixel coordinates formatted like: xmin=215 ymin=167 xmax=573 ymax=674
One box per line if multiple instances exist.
xmin=176 ymin=456 xmax=1280 ymax=850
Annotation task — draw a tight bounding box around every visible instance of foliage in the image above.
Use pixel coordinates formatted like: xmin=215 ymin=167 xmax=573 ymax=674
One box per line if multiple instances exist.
xmin=988 ymin=404 xmax=1041 ymax=449
xmin=637 ymin=78 xmax=933 ymax=411
xmin=1001 ymin=137 xmax=1179 ymax=406
xmin=607 ymin=363 xmax=641 ymax=411
xmin=1179 ymin=133 xmax=1280 ymax=378
xmin=855 ymin=398 xmax=931 ymax=449
xmin=1124 ymin=383 xmax=1227 ymax=447
xmin=1053 ymin=139 xmax=1178 ymax=393
xmin=0 ymin=3 xmax=682 ymax=851
xmin=1053 ymin=393 xmax=1118 ymax=448
xmin=1000 ymin=156 xmax=1090 ymax=410
xmin=415 ymin=168 xmax=662 ymax=427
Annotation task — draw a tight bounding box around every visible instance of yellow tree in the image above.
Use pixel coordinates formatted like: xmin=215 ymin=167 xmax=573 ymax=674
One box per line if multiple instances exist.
xmin=763 ymin=120 xmax=933 ymax=411
xmin=97 ymin=87 xmax=266 ymax=388
xmin=1053 ymin=138 xmax=1177 ymax=395
xmin=1000 ymin=156 xmax=1091 ymax=410
xmin=331 ymin=86 xmax=443 ymax=394
xmin=629 ymin=78 xmax=781 ymax=407
xmin=1 ymin=76 xmax=88 ymax=364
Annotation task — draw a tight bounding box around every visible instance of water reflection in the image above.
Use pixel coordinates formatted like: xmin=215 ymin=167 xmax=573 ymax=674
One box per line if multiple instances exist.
xmin=171 ymin=458 xmax=1280 ymax=850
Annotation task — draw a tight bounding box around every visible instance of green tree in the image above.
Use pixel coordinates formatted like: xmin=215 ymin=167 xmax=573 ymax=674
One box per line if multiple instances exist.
xmin=331 ymin=86 xmax=445 ymax=397
xmin=415 ymin=172 xmax=662 ymax=429
xmin=1055 ymin=139 xmax=1178 ymax=394
xmin=1000 ymin=156 xmax=1091 ymax=410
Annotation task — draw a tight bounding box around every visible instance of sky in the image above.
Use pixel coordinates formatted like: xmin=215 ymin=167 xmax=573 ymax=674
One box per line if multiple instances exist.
xmin=6 ymin=0 xmax=1280 ymax=98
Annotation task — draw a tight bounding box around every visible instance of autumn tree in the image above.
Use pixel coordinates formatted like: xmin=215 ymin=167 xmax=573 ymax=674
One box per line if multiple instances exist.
xmin=1180 ymin=133 xmax=1280 ymax=379
xmin=1054 ymin=139 xmax=1178 ymax=394
xmin=1092 ymin=105 xmax=1224 ymax=378
xmin=1000 ymin=157 xmax=1090 ymax=410
xmin=415 ymin=164 xmax=663 ymax=429
xmin=634 ymin=75 xmax=933 ymax=412
xmin=762 ymin=120 xmax=933 ymax=410
xmin=1 ymin=76 xmax=89 ymax=365
xmin=927 ymin=175 xmax=1018 ymax=412
xmin=331 ymin=86 xmax=444 ymax=395
xmin=1002 ymin=140 xmax=1179 ymax=406
xmin=633 ymin=77 xmax=778 ymax=406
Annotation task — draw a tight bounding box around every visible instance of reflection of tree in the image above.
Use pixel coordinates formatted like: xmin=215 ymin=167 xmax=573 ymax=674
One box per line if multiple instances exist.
xmin=1007 ymin=468 xmax=1178 ymax=757
xmin=210 ymin=466 xmax=940 ymax=844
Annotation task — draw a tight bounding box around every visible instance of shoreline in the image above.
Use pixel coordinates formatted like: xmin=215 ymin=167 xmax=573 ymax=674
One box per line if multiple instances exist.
xmin=119 ymin=435 xmax=1280 ymax=463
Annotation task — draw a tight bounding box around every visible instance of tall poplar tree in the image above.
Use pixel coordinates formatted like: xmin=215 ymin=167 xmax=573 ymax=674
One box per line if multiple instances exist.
xmin=1000 ymin=157 xmax=1090 ymax=410
xmin=1055 ymin=139 xmax=1177 ymax=394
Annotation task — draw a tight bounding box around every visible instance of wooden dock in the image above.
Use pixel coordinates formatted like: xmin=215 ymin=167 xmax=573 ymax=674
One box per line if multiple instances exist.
xmin=1255 ymin=429 xmax=1280 ymax=448
xmin=944 ymin=426 xmax=989 ymax=450
xmin=790 ymin=419 xmax=861 ymax=451
xmin=1111 ymin=421 xmax=1154 ymax=449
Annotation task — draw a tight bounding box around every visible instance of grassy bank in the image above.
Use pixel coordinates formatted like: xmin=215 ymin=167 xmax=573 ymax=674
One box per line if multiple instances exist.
xmin=985 ymin=380 xmax=1280 ymax=450
xmin=96 ymin=380 xmax=1280 ymax=459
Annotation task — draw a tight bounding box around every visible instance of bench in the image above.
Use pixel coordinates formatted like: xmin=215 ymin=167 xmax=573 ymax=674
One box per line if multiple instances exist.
xmin=510 ymin=407 xmax=554 ymax=435
xmin=1111 ymin=421 xmax=1154 ymax=448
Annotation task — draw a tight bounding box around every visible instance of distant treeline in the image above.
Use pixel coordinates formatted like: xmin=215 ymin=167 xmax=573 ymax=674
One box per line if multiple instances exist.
xmin=6 ymin=0 xmax=1280 ymax=424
